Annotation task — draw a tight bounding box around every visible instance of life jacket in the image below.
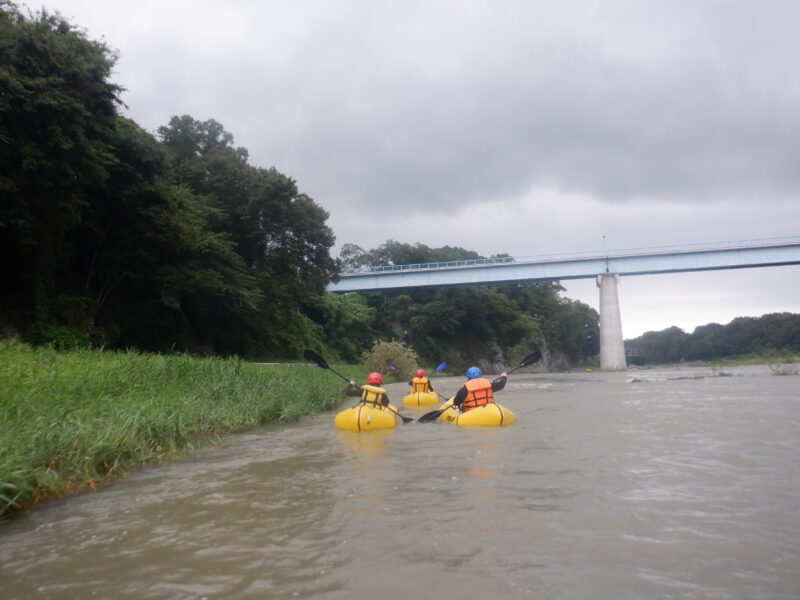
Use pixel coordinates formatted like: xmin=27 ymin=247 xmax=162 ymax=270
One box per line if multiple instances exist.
xmin=462 ymin=377 xmax=494 ymax=411
xmin=360 ymin=384 xmax=388 ymax=407
xmin=410 ymin=376 xmax=430 ymax=393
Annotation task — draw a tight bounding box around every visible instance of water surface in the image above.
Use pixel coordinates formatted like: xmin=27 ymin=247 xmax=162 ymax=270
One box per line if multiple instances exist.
xmin=2 ymin=366 xmax=799 ymax=599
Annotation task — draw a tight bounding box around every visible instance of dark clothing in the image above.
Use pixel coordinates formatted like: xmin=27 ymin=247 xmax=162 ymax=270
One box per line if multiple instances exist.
xmin=345 ymin=383 xmax=362 ymax=398
xmin=452 ymin=375 xmax=507 ymax=409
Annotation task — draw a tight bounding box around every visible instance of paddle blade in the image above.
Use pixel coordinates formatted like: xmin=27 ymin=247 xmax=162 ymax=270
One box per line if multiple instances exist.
xmin=418 ymin=396 xmax=454 ymax=423
xmin=519 ymin=349 xmax=542 ymax=368
xmin=303 ymin=349 xmax=329 ymax=370
xmin=417 ymin=409 xmax=445 ymax=423
xmin=386 ymin=359 xmax=401 ymax=371
xmin=502 ymin=349 xmax=543 ymax=377
xmin=435 ymin=362 xmax=446 ymax=372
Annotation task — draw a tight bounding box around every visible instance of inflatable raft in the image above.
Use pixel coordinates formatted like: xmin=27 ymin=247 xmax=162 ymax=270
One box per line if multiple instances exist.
xmin=402 ymin=391 xmax=439 ymax=407
xmin=335 ymin=402 xmax=402 ymax=431
xmin=436 ymin=398 xmax=516 ymax=427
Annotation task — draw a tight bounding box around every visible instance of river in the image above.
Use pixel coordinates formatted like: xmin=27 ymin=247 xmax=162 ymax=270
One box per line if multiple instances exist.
xmin=2 ymin=365 xmax=799 ymax=599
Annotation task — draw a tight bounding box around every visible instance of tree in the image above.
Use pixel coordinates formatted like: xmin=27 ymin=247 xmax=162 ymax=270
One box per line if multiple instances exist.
xmin=303 ymin=292 xmax=377 ymax=362
xmin=157 ymin=115 xmax=242 ymax=162
xmin=0 ymin=4 xmax=122 ymax=331
xmin=334 ymin=241 xmax=599 ymax=369
xmin=55 ymin=116 xmax=263 ymax=353
xmin=630 ymin=326 xmax=689 ymax=364
xmin=157 ymin=115 xmax=338 ymax=355
xmin=367 ymin=240 xmax=480 ymax=266
xmin=338 ymin=243 xmax=370 ymax=269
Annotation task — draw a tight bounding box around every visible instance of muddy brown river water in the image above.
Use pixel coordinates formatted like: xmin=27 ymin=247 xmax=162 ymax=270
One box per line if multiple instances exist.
xmin=2 ymin=366 xmax=799 ymax=599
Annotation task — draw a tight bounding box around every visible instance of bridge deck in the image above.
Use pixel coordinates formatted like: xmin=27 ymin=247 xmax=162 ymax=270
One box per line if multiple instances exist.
xmin=328 ymin=236 xmax=800 ymax=292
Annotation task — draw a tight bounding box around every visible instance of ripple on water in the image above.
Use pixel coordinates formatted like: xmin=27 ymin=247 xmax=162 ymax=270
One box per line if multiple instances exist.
xmin=2 ymin=370 xmax=800 ymax=599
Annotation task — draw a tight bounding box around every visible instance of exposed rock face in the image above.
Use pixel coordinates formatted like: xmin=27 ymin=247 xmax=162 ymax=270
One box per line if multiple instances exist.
xmin=478 ymin=342 xmax=551 ymax=375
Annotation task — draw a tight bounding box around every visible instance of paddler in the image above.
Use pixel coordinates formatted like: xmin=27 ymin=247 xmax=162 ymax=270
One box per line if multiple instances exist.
xmin=346 ymin=372 xmax=391 ymax=407
xmin=452 ymin=366 xmax=507 ymax=412
xmin=407 ymin=369 xmax=435 ymax=394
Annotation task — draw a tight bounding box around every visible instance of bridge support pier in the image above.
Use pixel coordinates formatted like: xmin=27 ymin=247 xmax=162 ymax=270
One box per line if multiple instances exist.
xmin=596 ymin=273 xmax=627 ymax=371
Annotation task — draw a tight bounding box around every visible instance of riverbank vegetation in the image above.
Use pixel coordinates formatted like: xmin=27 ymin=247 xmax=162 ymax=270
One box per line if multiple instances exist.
xmin=3 ymin=2 xmax=800 ymax=520
xmin=1 ymin=3 xmax=599 ymax=372
xmin=625 ymin=313 xmax=800 ymax=365
xmin=2 ymin=3 xmax=798 ymax=373
xmin=0 ymin=339 xmax=349 ymax=518
xmin=0 ymin=4 xmax=600 ymax=518
xmin=697 ymin=350 xmax=800 ymax=368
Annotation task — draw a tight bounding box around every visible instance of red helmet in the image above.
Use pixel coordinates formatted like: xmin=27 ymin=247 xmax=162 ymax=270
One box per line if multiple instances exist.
xmin=367 ymin=372 xmax=382 ymax=384
xmin=416 ymin=369 xmax=425 ymax=377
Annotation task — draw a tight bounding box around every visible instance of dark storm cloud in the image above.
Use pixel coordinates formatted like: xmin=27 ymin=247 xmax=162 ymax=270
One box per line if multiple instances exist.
xmin=236 ymin=2 xmax=799 ymax=211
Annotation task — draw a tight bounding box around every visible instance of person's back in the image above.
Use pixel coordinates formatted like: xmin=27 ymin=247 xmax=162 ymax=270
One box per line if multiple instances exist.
xmin=409 ymin=369 xmax=433 ymax=393
xmin=453 ymin=366 xmax=506 ymax=412
xmin=347 ymin=371 xmax=390 ymax=406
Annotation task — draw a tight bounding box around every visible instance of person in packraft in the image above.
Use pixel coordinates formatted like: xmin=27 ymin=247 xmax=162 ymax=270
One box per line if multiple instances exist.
xmin=452 ymin=366 xmax=507 ymax=412
xmin=407 ymin=368 xmax=435 ymax=394
xmin=347 ymin=372 xmax=390 ymax=407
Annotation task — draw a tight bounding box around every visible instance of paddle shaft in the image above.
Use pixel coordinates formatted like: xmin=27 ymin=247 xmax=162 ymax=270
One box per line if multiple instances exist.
xmin=304 ymin=350 xmax=413 ymax=423
xmin=386 ymin=359 xmax=446 ymax=377
xmin=417 ymin=349 xmax=540 ymax=423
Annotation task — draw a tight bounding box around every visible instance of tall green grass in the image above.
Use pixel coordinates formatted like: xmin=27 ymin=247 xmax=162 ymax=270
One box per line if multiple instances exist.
xmin=0 ymin=339 xmax=347 ymax=518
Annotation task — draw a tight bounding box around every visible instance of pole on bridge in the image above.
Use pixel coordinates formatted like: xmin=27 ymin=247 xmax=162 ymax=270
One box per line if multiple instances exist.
xmin=596 ymin=273 xmax=627 ymax=371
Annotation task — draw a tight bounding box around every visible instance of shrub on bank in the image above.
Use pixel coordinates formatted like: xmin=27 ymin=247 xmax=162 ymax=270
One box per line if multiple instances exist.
xmin=0 ymin=339 xmax=344 ymax=518
xmin=361 ymin=340 xmax=419 ymax=380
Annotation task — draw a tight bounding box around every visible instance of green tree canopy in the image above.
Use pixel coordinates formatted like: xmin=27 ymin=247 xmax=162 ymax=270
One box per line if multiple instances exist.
xmin=335 ymin=240 xmax=600 ymax=370
xmin=1 ymin=3 xmax=122 ymax=326
xmin=0 ymin=6 xmax=338 ymax=357
xmin=625 ymin=313 xmax=800 ymax=364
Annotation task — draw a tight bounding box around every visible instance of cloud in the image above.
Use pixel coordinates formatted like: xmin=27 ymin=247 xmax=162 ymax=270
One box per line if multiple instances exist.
xmin=328 ymin=183 xmax=800 ymax=256
xmin=564 ymin=264 xmax=800 ymax=339
xmin=230 ymin=1 xmax=800 ymax=212
xmin=28 ymin=0 xmax=800 ymax=338
xmin=50 ymin=0 xmax=800 ymax=215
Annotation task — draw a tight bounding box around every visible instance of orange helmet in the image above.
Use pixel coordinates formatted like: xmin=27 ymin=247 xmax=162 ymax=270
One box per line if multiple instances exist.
xmin=367 ymin=372 xmax=382 ymax=384
xmin=415 ymin=369 xmax=425 ymax=377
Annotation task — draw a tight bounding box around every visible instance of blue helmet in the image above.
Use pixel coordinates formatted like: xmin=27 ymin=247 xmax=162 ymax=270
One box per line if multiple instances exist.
xmin=466 ymin=366 xmax=482 ymax=379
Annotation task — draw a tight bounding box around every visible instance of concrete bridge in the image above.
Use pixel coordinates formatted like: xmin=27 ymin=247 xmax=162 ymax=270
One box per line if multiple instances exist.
xmin=326 ymin=236 xmax=800 ymax=370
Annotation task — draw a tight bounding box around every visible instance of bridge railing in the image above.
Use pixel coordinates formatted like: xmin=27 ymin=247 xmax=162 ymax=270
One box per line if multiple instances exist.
xmin=339 ymin=235 xmax=800 ymax=275
xmin=342 ymin=255 xmax=515 ymax=273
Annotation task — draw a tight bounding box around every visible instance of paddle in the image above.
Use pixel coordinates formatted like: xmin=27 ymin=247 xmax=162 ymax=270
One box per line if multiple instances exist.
xmin=303 ymin=349 xmax=414 ymax=424
xmin=386 ymin=359 xmax=447 ymax=377
xmin=388 ymin=359 xmax=447 ymax=404
xmin=504 ymin=349 xmax=542 ymax=376
xmin=417 ymin=349 xmax=542 ymax=423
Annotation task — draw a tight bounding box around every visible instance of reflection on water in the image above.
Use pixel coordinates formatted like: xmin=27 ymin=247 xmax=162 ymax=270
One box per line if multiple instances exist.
xmin=2 ymin=367 xmax=800 ymax=599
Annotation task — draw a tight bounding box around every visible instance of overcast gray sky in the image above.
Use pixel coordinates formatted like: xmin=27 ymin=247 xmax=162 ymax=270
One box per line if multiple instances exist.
xmin=31 ymin=0 xmax=800 ymax=338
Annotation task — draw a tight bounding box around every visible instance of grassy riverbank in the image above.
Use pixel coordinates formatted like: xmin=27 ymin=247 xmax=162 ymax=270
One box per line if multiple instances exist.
xmin=0 ymin=340 xmax=350 ymax=518
xmin=697 ymin=349 xmax=800 ymax=367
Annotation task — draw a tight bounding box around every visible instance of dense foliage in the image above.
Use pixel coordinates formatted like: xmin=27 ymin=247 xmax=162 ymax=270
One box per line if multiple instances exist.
xmin=360 ymin=340 xmax=420 ymax=379
xmin=335 ymin=241 xmax=600 ymax=371
xmin=14 ymin=4 xmax=793 ymax=370
xmin=0 ymin=4 xmax=337 ymax=358
xmin=0 ymin=3 xmax=603 ymax=368
xmin=625 ymin=313 xmax=800 ymax=364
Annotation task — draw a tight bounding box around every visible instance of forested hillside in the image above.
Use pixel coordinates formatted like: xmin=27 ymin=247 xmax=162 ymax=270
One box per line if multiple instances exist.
xmin=0 ymin=4 xmax=599 ymax=369
xmin=0 ymin=4 xmax=335 ymax=357
xmin=625 ymin=313 xmax=800 ymax=364
xmin=326 ymin=241 xmax=599 ymax=370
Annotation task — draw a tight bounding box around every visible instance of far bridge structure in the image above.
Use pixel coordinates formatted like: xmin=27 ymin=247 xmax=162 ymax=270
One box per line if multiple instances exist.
xmin=326 ymin=236 xmax=800 ymax=371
